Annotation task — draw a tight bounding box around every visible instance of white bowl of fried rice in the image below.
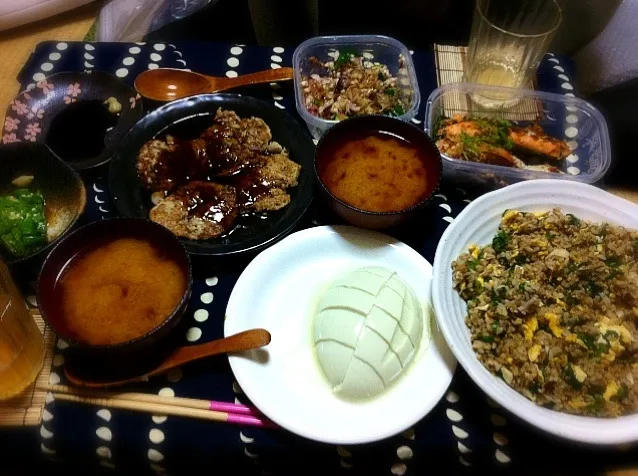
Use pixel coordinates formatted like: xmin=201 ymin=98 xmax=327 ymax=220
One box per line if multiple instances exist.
xmin=432 ymin=179 xmax=638 ymax=444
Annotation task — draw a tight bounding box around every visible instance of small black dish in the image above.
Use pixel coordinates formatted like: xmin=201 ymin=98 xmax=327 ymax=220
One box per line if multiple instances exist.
xmin=37 ymin=218 xmax=192 ymax=366
xmin=0 ymin=142 xmax=87 ymax=265
xmin=2 ymin=71 xmax=143 ymax=170
xmin=109 ymin=93 xmax=315 ymax=257
xmin=315 ymin=115 xmax=442 ymax=229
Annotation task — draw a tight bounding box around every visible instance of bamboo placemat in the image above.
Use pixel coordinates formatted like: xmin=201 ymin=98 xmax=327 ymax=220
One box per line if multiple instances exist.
xmin=432 ymin=44 xmax=541 ymax=122
xmin=0 ymin=310 xmax=56 ymax=427
xmin=0 ymin=2 xmax=99 ymax=126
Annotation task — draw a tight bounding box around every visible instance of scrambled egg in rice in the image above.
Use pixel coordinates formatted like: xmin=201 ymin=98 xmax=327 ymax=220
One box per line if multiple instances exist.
xmin=452 ymin=209 xmax=638 ymax=417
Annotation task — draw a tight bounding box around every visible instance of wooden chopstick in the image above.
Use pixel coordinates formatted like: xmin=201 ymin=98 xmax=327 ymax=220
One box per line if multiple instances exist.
xmin=38 ymin=384 xmax=261 ymax=416
xmin=37 ymin=384 xmax=277 ymax=429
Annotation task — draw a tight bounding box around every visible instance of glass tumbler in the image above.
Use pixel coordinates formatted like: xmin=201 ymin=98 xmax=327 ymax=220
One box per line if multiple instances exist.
xmin=465 ymin=0 xmax=562 ymax=105
xmin=0 ymin=261 xmax=44 ymax=400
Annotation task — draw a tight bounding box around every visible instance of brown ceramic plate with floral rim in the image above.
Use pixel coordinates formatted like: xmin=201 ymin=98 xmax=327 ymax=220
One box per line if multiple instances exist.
xmin=2 ymin=70 xmax=143 ymax=170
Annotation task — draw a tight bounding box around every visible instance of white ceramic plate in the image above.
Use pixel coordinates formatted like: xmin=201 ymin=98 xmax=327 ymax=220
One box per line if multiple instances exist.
xmin=432 ymin=179 xmax=638 ymax=445
xmin=225 ymin=225 xmax=456 ymax=444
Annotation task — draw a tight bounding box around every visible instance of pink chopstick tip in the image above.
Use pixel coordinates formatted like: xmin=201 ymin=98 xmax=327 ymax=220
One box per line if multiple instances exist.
xmin=209 ymin=400 xmax=259 ymax=416
xmin=226 ymin=413 xmax=278 ymax=429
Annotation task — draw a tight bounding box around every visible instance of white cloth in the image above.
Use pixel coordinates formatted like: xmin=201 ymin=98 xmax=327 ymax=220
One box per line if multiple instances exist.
xmin=0 ymin=0 xmax=96 ymax=32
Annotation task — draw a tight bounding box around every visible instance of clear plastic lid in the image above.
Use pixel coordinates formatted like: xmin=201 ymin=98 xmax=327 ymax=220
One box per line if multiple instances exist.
xmin=293 ymin=35 xmax=420 ymax=140
xmin=424 ymin=83 xmax=612 ymax=187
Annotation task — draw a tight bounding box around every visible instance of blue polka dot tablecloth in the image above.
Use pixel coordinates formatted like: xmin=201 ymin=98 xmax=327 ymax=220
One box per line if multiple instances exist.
xmin=4 ymin=41 xmax=637 ymax=475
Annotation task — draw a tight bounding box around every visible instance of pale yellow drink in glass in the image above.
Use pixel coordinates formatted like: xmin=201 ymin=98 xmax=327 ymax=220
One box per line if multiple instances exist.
xmin=465 ymin=0 xmax=562 ymax=107
xmin=0 ymin=261 xmax=44 ymax=400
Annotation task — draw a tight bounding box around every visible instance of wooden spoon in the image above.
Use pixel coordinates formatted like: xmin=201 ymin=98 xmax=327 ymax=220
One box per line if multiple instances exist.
xmin=64 ymin=329 xmax=271 ymax=388
xmin=134 ymin=67 xmax=294 ymax=102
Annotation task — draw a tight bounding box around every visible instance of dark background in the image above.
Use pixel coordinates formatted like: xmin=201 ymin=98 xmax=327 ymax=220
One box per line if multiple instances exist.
xmin=144 ymin=0 xmax=635 ymax=187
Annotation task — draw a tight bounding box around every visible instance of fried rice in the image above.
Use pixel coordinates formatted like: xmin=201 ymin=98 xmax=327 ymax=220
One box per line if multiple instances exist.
xmin=452 ymin=209 xmax=638 ymax=417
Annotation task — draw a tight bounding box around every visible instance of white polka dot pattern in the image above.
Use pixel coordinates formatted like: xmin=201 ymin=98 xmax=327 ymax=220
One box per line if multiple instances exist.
xmin=41 ymin=443 xmax=56 ymax=456
xmin=42 ymin=409 xmax=54 ymax=422
xmin=390 ymin=462 xmax=407 ymax=475
xmin=495 ymin=449 xmax=511 ymax=464
xmin=149 ymin=429 xmax=165 ymax=444
xmin=447 ymin=390 xmax=472 ymax=467
xmin=396 ymin=446 xmax=413 ymax=460
xmin=193 ymin=309 xmax=209 ymax=322
xmin=97 ymin=409 xmax=112 ymax=422
xmin=148 ymin=448 xmax=164 ymax=462
xmin=186 ymin=327 xmax=202 ymax=342
xmin=96 ymin=446 xmax=112 ymax=459
xmin=200 ymin=292 xmax=213 ymax=304
xmin=96 ymin=427 xmax=112 ymax=442
xmin=567 ymin=166 xmax=581 ymax=175
xmin=152 ymin=415 xmax=167 ymax=424
xmin=446 ymin=408 xmax=463 ymax=422
xmin=158 ymin=387 xmax=175 ymax=398
xmin=565 ymin=126 xmax=578 ymax=139
xmin=458 ymin=442 xmax=471 ymax=454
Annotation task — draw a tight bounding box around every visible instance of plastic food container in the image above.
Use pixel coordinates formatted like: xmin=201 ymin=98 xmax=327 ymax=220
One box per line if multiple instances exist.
xmin=293 ymin=35 xmax=420 ymax=140
xmin=424 ymin=83 xmax=611 ymax=187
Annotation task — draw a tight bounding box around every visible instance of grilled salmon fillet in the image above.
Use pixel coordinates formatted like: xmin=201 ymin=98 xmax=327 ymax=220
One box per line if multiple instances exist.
xmin=435 ymin=114 xmax=570 ymax=170
xmin=509 ymin=125 xmax=571 ymax=160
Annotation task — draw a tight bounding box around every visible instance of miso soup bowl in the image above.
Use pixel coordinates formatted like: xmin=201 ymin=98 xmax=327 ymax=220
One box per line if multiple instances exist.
xmin=37 ymin=218 xmax=192 ymax=363
xmin=314 ymin=115 xmax=442 ymax=229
